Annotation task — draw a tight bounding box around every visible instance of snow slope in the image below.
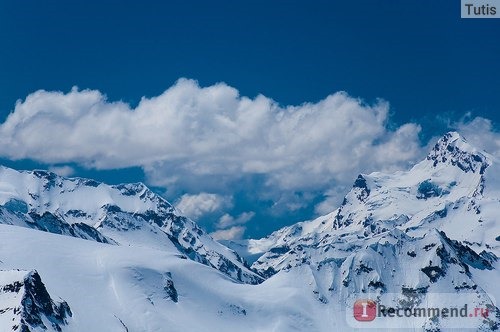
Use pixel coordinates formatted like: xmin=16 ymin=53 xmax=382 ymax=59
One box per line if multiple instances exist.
xmin=0 ymin=224 xmax=336 ymax=332
xmin=0 ymin=167 xmax=261 ymax=284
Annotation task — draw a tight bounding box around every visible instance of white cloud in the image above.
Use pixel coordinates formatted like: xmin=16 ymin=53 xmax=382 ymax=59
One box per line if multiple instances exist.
xmin=48 ymin=165 xmax=75 ymax=177
xmin=314 ymin=187 xmax=349 ymax=216
xmin=210 ymin=226 xmax=246 ymax=241
xmin=2 ymin=79 xmax=499 ymax=234
xmin=454 ymin=116 xmax=500 ymax=158
xmin=0 ymin=78 xmax=430 ymax=218
xmin=217 ymin=211 xmax=255 ymax=229
xmin=174 ymin=192 xmax=232 ymax=220
xmin=311 ymin=116 xmax=500 ymax=215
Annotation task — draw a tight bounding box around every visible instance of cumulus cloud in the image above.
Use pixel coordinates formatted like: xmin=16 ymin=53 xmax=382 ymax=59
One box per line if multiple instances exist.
xmin=0 ymin=79 xmax=422 ymax=188
xmin=217 ymin=212 xmax=255 ymax=229
xmin=314 ymin=187 xmax=349 ymax=216
xmin=210 ymin=226 xmax=246 ymax=241
xmin=174 ymin=192 xmax=232 ymax=220
xmin=454 ymin=116 xmax=500 ymax=158
xmin=0 ymin=78 xmax=431 ymax=225
xmin=48 ymin=165 xmax=75 ymax=177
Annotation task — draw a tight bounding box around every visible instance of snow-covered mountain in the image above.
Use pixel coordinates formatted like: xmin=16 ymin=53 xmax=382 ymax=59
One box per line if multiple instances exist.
xmin=245 ymin=132 xmax=500 ymax=329
xmin=251 ymin=132 xmax=498 ymax=273
xmin=0 ymin=132 xmax=498 ymax=331
xmin=0 ymin=167 xmax=261 ymax=284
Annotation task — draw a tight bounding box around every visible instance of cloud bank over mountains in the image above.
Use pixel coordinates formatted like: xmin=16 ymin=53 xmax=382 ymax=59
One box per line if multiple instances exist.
xmin=1 ymin=79 xmax=498 ymax=238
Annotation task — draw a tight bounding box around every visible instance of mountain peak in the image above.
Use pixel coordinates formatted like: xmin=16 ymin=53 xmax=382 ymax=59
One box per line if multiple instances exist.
xmin=431 ymin=131 xmax=469 ymax=153
xmin=426 ymin=131 xmax=489 ymax=173
xmin=0 ymin=269 xmax=72 ymax=332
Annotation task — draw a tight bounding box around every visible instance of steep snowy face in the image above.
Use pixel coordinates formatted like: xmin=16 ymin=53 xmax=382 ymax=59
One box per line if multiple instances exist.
xmin=426 ymin=131 xmax=489 ymax=174
xmin=248 ymin=132 xmax=499 ymax=329
xmin=0 ymin=168 xmax=261 ymax=284
xmin=0 ymin=269 xmax=71 ymax=332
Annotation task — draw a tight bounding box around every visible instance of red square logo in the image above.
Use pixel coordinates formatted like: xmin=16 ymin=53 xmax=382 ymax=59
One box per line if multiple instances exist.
xmin=353 ymin=299 xmax=377 ymax=321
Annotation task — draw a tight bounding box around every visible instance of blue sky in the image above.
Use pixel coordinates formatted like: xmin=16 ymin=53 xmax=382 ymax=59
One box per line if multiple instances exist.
xmin=0 ymin=1 xmax=499 ymax=239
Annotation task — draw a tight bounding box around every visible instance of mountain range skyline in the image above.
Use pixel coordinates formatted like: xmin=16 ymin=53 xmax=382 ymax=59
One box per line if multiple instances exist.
xmin=1 ymin=1 xmax=499 ymax=240
xmin=1 ymin=82 xmax=499 ymax=241
xmin=0 ymin=131 xmax=498 ymax=331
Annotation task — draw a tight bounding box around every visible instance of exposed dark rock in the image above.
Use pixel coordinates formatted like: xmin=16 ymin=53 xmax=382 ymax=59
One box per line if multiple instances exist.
xmin=1 ymin=270 xmax=71 ymax=332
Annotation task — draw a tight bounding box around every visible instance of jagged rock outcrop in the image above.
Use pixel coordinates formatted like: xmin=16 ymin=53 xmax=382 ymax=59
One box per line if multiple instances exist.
xmin=0 ymin=270 xmax=71 ymax=332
